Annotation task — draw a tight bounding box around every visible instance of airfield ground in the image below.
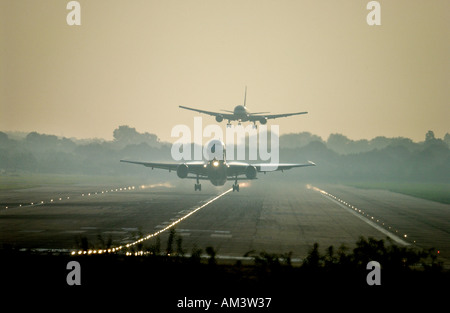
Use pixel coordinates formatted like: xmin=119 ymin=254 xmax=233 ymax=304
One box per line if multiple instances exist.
xmin=1 ymin=177 xmax=449 ymax=266
xmin=1 ymin=176 xmax=449 ymax=308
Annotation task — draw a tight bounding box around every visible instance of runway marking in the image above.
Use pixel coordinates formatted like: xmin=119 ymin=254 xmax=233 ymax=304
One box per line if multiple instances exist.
xmin=308 ymin=184 xmax=410 ymax=246
xmin=211 ymin=234 xmax=232 ymax=238
xmin=214 ymin=230 xmax=230 ymax=234
xmin=63 ymin=230 xmax=86 ymax=234
xmin=122 ymin=227 xmax=139 ymax=232
xmin=175 ymin=229 xmax=230 ymax=234
xmin=72 ymin=188 xmax=233 ymax=255
xmin=102 ymin=231 xmax=127 ymax=235
xmin=19 ymin=230 xmax=45 ymax=233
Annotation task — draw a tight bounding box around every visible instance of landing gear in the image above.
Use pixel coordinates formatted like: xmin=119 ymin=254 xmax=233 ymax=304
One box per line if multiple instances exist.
xmin=232 ymin=175 xmax=239 ymax=192
xmin=194 ymin=175 xmax=201 ymax=191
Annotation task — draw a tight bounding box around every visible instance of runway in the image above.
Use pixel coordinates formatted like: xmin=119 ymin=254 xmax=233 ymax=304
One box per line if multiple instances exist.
xmin=1 ymin=178 xmax=449 ymax=267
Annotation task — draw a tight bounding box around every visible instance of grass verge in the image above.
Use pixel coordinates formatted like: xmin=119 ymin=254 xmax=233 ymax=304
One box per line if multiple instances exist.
xmin=346 ymin=182 xmax=450 ymax=204
xmin=0 ymin=173 xmax=139 ymax=191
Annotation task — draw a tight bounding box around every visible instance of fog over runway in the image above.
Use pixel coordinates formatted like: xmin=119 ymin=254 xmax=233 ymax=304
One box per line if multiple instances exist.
xmin=1 ymin=179 xmax=449 ymax=267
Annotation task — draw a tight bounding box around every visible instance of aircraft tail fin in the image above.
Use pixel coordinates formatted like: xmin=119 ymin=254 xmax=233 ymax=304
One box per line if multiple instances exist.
xmin=244 ymin=86 xmax=247 ymax=107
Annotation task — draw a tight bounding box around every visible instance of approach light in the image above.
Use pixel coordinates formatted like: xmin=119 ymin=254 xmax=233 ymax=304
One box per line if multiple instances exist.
xmin=213 ymin=161 xmax=219 ymax=167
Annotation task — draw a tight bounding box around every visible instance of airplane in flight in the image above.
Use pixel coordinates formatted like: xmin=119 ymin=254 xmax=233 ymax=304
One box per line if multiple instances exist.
xmin=179 ymin=87 xmax=308 ymax=128
xmin=120 ymin=139 xmax=315 ymax=192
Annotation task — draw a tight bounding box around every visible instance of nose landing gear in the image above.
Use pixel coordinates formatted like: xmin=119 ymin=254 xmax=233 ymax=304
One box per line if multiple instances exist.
xmin=232 ymin=175 xmax=239 ymax=192
xmin=194 ymin=175 xmax=201 ymax=191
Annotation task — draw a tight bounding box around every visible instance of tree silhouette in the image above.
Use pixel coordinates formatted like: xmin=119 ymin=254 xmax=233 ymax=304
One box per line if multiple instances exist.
xmin=113 ymin=125 xmax=159 ymax=147
xmin=205 ymin=246 xmax=217 ymax=266
xmin=148 ymin=236 xmax=161 ymax=255
xmin=166 ymin=228 xmax=176 ymax=255
xmin=425 ymin=130 xmax=436 ymax=142
xmin=302 ymin=243 xmax=322 ymax=269
xmin=176 ymin=236 xmax=184 ymax=257
xmin=190 ymin=245 xmax=203 ymax=264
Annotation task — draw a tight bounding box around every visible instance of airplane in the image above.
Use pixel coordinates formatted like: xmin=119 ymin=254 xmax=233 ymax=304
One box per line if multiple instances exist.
xmin=179 ymin=87 xmax=308 ymax=128
xmin=120 ymin=139 xmax=315 ymax=192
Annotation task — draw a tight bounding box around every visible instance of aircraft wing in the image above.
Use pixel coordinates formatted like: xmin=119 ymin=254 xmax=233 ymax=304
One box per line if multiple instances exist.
xmin=179 ymin=105 xmax=236 ymax=120
xmin=253 ymin=161 xmax=316 ymax=172
xmin=227 ymin=161 xmax=315 ymax=176
xmin=249 ymin=111 xmax=308 ymax=120
xmin=120 ymin=160 xmax=208 ymax=176
xmin=120 ymin=160 xmax=178 ymax=171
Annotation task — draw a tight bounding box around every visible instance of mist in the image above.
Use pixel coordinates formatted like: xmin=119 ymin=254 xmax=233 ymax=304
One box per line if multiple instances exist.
xmin=1 ymin=126 xmax=448 ymax=185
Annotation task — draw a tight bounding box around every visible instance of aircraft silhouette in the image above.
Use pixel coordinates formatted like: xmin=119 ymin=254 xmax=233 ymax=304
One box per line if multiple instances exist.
xmin=121 ymin=139 xmax=315 ymax=192
xmin=179 ymin=87 xmax=308 ymax=128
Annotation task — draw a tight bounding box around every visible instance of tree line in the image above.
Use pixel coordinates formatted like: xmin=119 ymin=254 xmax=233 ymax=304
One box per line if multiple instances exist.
xmin=0 ymin=126 xmax=448 ymax=183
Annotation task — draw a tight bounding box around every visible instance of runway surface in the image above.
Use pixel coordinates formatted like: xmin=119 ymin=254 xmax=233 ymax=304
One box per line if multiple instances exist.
xmin=1 ymin=179 xmax=449 ymax=267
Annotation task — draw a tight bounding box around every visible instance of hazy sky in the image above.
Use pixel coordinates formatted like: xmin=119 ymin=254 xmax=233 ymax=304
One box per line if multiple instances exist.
xmin=1 ymin=0 xmax=449 ymax=143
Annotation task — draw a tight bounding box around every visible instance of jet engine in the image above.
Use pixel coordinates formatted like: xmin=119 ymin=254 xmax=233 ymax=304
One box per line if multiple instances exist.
xmin=245 ymin=165 xmax=257 ymax=179
xmin=176 ymin=164 xmax=189 ymax=178
xmin=259 ymin=117 xmax=267 ymax=125
xmin=215 ymin=115 xmax=224 ymax=122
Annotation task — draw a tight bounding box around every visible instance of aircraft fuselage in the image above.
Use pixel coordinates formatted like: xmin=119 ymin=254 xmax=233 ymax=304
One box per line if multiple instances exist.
xmin=205 ymin=160 xmax=228 ymax=186
xmin=233 ymin=105 xmax=249 ymax=121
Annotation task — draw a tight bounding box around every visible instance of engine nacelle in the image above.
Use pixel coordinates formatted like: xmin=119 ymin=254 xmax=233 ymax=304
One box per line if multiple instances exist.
xmin=215 ymin=115 xmax=224 ymax=122
xmin=259 ymin=117 xmax=267 ymax=125
xmin=176 ymin=164 xmax=189 ymax=178
xmin=245 ymin=165 xmax=257 ymax=179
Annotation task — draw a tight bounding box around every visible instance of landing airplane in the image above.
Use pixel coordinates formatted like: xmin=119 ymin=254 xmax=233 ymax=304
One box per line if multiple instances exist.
xmin=179 ymin=87 xmax=308 ymax=128
xmin=120 ymin=139 xmax=315 ymax=192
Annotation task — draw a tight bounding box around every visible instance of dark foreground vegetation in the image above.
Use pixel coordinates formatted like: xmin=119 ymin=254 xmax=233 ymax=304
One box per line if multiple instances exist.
xmin=1 ymin=236 xmax=448 ymax=309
